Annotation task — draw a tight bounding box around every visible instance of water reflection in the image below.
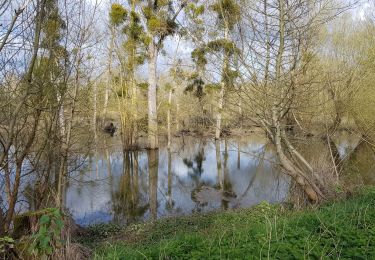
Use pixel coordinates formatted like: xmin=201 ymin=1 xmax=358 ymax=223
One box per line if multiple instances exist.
xmin=148 ymin=150 xmax=158 ymax=220
xmin=65 ymin=136 xmax=290 ymax=226
xmin=342 ymin=140 xmax=375 ymax=186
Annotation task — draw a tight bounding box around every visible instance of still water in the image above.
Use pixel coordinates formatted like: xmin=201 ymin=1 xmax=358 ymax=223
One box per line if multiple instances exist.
xmin=64 ymin=130 xmax=372 ymax=226
xmin=65 ymin=135 xmax=290 ymax=226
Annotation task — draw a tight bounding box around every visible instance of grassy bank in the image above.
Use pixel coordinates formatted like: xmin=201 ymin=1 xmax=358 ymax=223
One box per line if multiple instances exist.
xmin=90 ymin=188 xmax=375 ymax=259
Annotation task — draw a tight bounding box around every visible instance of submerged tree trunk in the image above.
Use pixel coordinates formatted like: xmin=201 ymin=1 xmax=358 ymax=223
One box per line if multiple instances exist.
xmin=148 ymin=40 xmax=158 ymax=149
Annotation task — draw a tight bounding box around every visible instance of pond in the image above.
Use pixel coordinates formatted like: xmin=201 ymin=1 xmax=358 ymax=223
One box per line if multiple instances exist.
xmin=64 ymin=131 xmax=371 ymax=226
xmin=65 ymin=135 xmax=290 ymax=226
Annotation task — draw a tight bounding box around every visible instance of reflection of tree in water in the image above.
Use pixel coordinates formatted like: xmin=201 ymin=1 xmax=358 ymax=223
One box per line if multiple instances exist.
xmin=190 ymin=140 xmax=236 ymax=211
xmin=148 ymin=150 xmax=159 ymax=221
xmin=166 ymin=148 xmax=174 ymax=211
xmin=342 ymin=140 xmax=375 ymax=186
xmin=184 ymin=140 xmax=207 ymax=198
xmin=183 ymin=140 xmax=207 ymax=212
xmin=221 ymin=140 xmax=236 ymax=209
xmin=291 ymin=137 xmax=342 ymax=187
xmin=112 ymin=151 xmax=148 ymax=225
xmin=183 ymin=144 xmax=206 ymax=181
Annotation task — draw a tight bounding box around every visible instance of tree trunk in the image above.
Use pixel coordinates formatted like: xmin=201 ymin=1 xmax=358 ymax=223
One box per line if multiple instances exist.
xmin=272 ymin=107 xmax=319 ymax=202
xmin=104 ymin=26 xmax=115 ymax=119
xmin=92 ymin=82 xmax=97 ymax=132
xmin=147 ymin=40 xmax=158 ymax=149
xmin=57 ymin=52 xmax=81 ymax=207
xmin=175 ymin=102 xmax=180 ymax=132
xmin=167 ymin=88 xmax=173 ymax=149
xmin=215 ymin=83 xmax=224 ymax=139
xmin=5 ymin=163 xmax=22 ymax=231
xmin=215 ymin=23 xmax=229 ymax=140
xmin=0 ymin=0 xmax=45 ymax=167
xmin=5 ymin=109 xmax=41 ymax=232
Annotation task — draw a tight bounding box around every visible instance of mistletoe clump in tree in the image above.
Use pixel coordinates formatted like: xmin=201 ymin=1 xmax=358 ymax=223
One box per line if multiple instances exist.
xmin=209 ymin=0 xmax=240 ymax=139
xmin=185 ymin=47 xmax=207 ymax=100
xmin=109 ymin=2 xmax=148 ymax=148
xmin=109 ymin=0 xmax=189 ymax=149
xmin=187 ymin=0 xmax=240 ymax=139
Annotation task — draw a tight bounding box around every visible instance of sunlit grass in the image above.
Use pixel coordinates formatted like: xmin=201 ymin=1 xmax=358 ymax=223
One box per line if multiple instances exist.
xmin=91 ymin=188 xmax=375 ymax=259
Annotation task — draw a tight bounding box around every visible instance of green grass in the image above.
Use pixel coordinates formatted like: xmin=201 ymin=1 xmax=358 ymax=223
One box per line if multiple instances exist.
xmin=90 ymin=188 xmax=375 ymax=259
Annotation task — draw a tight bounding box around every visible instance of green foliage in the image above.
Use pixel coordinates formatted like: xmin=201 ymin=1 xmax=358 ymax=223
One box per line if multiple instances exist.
xmin=41 ymin=5 xmax=66 ymax=47
xmin=94 ymin=188 xmax=375 ymax=259
xmin=142 ymin=6 xmax=153 ymax=20
xmin=147 ymin=17 xmax=166 ymax=33
xmin=185 ymin=75 xmax=205 ymax=99
xmin=110 ymin=3 xmax=128 ymax=26
xmin=142 ymin=2 xmax=179 ymax=37
xmin=146 ymin=16 xmax=178 ymax=36
xmin=29 ymin=208 xmax=64 ymax=258
xmin=223 ymin=67 xmax=239 ymax=87
xmin=123 ymin=12 xmax=145 ymax=42
xmin=207 ymin=39 xmax=239 ymax=56
xmin=109 ymin=4 xmax=149 ymax=74
xmin=205 ymin=83 xmax=221 ymax=93
xmin=185 ymin=3 xmax=205 ymax=21
xmin=191 ymin=47 xmax=207 ymax=68
xmin=137 ymin=82 xmax=149 ymax=90
xmin=156 ymin=0 xmax=170 ymax=8
xmin=164 ymin=83 xmax=172 ymax=91
xmin=186 ymin=3 xmax=205 ymax=19
xmin=86 ymin=223 xmax=122 ymax=241
xmin=0 ymin=236 xmax=15 ymax=258
xmin=211 ymin=0 xmax=240 ymax=29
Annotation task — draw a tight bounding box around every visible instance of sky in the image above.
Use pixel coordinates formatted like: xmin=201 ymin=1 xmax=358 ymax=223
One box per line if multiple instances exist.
xmin=352 ymin=0 xmax=372 ymax=20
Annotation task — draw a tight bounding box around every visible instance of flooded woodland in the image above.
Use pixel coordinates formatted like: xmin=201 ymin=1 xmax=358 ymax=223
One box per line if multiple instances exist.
xmin=62 ymin=131 xmax=373 ymax=226
xmin=1 ymin=0 xmax=375 ymax=259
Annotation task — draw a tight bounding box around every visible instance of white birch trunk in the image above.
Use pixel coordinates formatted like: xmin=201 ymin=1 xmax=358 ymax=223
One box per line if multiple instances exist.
xmin=215 ymin=19 xmax=229 ymax=140
xmin=147 ymin=40 xmax=158 ymax=149
xmin=104 ymin=26 xmax=114 ymax=119
xmin=215 ymin=84 xmax=224 ymax=139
